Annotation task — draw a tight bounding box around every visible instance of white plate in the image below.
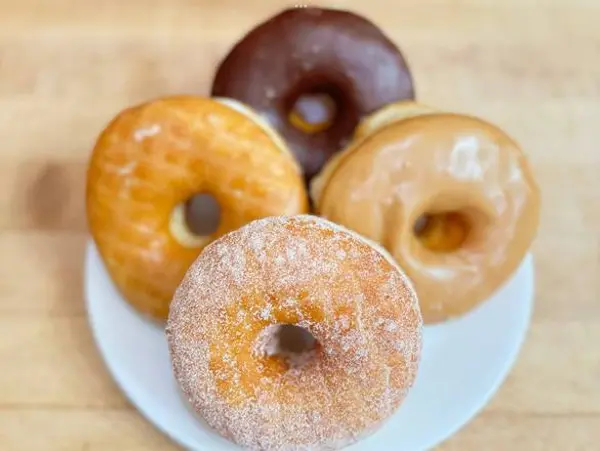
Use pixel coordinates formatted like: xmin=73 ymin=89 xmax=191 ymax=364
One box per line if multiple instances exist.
xmin=85 ymin=241 xmax=534 ymax=451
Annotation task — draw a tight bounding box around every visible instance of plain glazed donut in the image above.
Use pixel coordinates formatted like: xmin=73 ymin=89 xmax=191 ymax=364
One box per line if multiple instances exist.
xmin=86 ymin=95 xmax=308 ymax=321
xmin=211 ymin=7 xmax=415 ymax=184
xmin=166 ymin=215 xmax=422 ymax=451
xmin=312 ymin=102 xmax=541 ymax=324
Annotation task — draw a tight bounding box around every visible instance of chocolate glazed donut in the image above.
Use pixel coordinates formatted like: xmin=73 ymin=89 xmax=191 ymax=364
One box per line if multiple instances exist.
xmin=211 ymin=7 xmax=415 ymax=183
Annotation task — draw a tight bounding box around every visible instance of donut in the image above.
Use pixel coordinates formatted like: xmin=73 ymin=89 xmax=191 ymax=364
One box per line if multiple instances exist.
xmin=312 ymin=102 xmax=541 ymax=324
xmin=211 ymin=7 xmax=415 ymax=184
xmin=166 ymin=215 xmax=422 ymax=451
xmin=86 ymin=95 xmax=309 ymax=321
xmin=353 ymin=100 xmax=439 ymax=141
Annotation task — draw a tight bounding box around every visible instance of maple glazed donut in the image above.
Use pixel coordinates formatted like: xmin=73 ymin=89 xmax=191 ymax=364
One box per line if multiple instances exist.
xmin=167 ymin=215 xmax=422 ymax=451
xmin=211 ymin=7 xmax=415 ymax=184
xmin=312 ymin=102 xmax=541 ymax=324
xmin=86 ymin=95 xmax=308 ymax=321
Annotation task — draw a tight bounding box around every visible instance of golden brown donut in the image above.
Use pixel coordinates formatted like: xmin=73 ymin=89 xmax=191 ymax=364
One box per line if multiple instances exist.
xmin=86 ymin=95 xmax=308 ymax=321
xmin=312 ymin=102 xmax=541 ymax=324
xmin=167 ymin=215 xmax=422 ymax=451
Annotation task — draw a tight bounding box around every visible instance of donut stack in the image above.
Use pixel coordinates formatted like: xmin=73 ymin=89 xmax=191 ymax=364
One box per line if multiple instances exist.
xmin=85 ymin=6 xmax=541 ymax=451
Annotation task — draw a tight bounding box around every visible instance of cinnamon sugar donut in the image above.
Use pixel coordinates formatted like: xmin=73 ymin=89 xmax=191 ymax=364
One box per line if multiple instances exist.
xmin=166 ymin=215 xmax=422 ymax=451
xmin=86 ymin=95 xmax=308 ymax=321
xmin=312 ymin=102 xmax=541 ymax=323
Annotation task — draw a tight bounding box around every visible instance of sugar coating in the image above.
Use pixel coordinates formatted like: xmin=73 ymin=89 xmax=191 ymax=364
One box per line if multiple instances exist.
xmin=166 ymin=215 xmax=423 ymax=451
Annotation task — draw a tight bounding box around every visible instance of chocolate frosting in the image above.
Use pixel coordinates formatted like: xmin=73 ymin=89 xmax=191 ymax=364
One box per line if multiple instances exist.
xmin=211 ymin=7 xmax=415 ymax=183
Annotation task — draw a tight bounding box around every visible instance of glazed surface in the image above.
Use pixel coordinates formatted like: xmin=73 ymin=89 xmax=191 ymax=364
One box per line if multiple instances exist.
xmin=313 ymin=110 xmax=541 ymax=323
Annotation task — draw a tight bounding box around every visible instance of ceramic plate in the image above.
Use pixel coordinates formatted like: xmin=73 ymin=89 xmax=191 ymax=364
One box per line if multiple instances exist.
xmin=85 ymin=242 xmax=534 ymax=451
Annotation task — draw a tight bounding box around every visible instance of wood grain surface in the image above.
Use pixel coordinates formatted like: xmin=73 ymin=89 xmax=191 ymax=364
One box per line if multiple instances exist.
xmin=1 ymin=0 xmax=599 ymax=449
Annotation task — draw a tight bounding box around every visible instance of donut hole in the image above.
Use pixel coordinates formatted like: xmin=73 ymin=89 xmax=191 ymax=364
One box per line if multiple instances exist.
xmin=288 ymin=88 xmax=338 ymax=135
xmin=169 ymin=193 xmax=221 ymax=248
xmin=278 ymin=324 xmax=317 ymax=354
xmin=413 ymin=211 xmax=471 ymax=253
xmin=256 ymin=324 xmax=319 ymax=369
xmin=184 ymin=193 xmax=221 ymax=236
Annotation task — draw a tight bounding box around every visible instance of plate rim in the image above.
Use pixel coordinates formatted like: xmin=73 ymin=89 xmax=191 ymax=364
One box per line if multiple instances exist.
xmin=417 ymin=255 xmax=535 ymax=450
xmin=84 ymin=240 xmax=535 ymax=451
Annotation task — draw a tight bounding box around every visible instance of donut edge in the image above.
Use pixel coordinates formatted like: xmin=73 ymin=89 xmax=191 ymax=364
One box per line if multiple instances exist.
xmin=214 ymin=97 xmax=301 ymax=172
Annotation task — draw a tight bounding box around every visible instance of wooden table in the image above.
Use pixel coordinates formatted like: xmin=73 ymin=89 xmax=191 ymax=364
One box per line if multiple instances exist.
xmin=1 ymin=0 xmax=598 ymax=449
